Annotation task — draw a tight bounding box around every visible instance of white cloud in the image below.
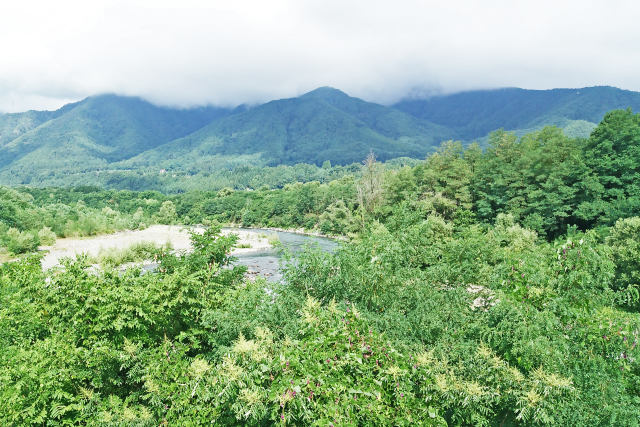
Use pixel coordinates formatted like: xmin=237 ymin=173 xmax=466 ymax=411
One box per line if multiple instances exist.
xmin=1 ymin=0 xmax=639 ymax=112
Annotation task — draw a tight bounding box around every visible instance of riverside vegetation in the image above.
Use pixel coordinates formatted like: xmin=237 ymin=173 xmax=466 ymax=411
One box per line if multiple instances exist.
xmin=1 ymin=109 xmax=640 ymax=424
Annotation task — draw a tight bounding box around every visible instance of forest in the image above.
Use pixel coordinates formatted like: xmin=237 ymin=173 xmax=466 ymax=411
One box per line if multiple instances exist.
xmin=1 ymin=108 xmax=639 ymax=425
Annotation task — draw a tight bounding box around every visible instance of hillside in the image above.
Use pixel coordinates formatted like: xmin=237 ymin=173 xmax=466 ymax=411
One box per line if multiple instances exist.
xmin=0 ymin=111 xmax=55 ymax=147
xmin=2 ymin=85 xmax=640 ymax=189
xmin=394 ymin=86 xmax=640 ymax=139
xmin=0 ymin=95 xmax=231 ymax=183
xmin=124 ymin=87 xmax=451 ymax=168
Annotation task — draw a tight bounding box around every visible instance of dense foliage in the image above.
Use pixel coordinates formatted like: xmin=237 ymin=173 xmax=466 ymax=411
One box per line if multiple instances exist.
xmin=2 ymin=215 xmax=638 ymax=424
xmin=1 ymin=108 xmax=640 ymax=424
xmin=159 ymin=109 xmax=640 ymax=240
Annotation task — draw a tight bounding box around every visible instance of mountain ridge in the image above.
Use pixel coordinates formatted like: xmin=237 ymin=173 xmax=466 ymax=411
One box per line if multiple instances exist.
xmin=393 ymin=85 xmax=640 ymax=139
xmin=123 ymin=86 xmax=452 ymax=168
xmin=2 ymin=85 xmax=640 ymax=187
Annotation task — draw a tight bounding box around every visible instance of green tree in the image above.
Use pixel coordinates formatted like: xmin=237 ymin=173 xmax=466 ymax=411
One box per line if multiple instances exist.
xmin=579 ymin=109 xmax=640 ymax=226
xmin=607 ymin=217 xmax=640 ymax=309
xmin=473 ymin=128 xmax=590 ymax=238
xmin=472 ymin=130 xmax=520 ymax=223
xmin=153 ymin=200 xmax=177 ymax=225
xmin=414 ymin=140 xmax=473 ymax=210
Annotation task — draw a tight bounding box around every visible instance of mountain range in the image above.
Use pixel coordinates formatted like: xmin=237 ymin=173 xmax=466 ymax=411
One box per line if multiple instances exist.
xmin=1 ymin=85 xmax=640 ymax=187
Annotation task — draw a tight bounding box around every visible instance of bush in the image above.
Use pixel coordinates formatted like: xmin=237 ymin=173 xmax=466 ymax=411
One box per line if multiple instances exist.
xmin=92 ymin=242 xmax=169 ymax=268
xmin=4 ymin=228 xmax=39 ymax=254
xmin=37 ymin=226 xmax=57 ymax=246
xmin=153 ymin=200 xmax=177 ymax=225
xmin=172 ymin=298 xmax=449 ymax=425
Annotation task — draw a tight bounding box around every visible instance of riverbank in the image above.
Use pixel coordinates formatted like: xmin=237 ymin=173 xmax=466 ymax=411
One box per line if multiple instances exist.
xmin=39 ymin=225 xmax=274 ymax=270
xmin=223 ymin=223 xmax=348 ymax=241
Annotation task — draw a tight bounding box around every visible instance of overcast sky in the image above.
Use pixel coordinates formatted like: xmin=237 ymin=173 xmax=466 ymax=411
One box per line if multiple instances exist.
xmin=1 ymin=0 xmax=639 ymax=112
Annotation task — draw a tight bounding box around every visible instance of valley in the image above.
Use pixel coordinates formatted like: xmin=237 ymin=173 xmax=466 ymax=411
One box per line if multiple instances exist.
xmin=2 ymin=96 xmax=640 ymax=425
xmin=4 ymin=1 xmax=640 ymax=424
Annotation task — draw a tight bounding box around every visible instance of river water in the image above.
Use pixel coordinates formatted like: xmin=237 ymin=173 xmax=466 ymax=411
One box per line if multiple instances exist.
xmin=227 ymin=228 xmax=339 ymax=282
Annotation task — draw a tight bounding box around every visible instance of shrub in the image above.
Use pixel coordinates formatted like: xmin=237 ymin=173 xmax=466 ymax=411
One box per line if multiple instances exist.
xmin=37 ymin=226 xmax=57 ymax=246
xmin=153 ymin=201 xmax=177 ymax=225
xmin=4 ymin=228 xmax=39 ymax=254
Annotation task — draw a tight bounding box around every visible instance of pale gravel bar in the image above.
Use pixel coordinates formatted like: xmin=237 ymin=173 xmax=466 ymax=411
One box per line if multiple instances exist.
xmin=39 ymin=225 xmax=272 ymax=270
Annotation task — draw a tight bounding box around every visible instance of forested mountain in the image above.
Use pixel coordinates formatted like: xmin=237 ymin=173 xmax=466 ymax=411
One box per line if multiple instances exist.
xmin=124 ymin=87 xmax=451 ymax=168
xmin=2 ymin=85 xmax=640 ymax=188
xmin=0 ymin=110 xmax=60 ymax=146
xmin=394 ymin=86 xmax=640 ymax=139
xmin=0 ymin=95 xmax=231 ymax=182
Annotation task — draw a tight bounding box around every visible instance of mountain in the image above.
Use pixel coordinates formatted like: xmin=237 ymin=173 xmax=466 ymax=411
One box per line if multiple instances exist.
xmin=0 ymin=110 xmax=61 ymax=147
xmin=124 ymin=87 xmax=452 ymax=168
xmin=0 ymin=95 xmax=232 ymax=183
xmin=394 ymin=86 xmax=640 ymax=140
xmin=2 ymin=85 xmax=640 ymax=189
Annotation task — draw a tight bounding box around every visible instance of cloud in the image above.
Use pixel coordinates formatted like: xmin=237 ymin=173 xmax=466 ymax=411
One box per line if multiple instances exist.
xmin=1 ymin=0 xmax=639 ymax=112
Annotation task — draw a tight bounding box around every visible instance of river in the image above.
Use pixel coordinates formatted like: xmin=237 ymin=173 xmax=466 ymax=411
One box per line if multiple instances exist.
xmin=227 ymin=227 xmax=338 ymax=282
xmin=39 ymin=225 xmax=338 ymax=282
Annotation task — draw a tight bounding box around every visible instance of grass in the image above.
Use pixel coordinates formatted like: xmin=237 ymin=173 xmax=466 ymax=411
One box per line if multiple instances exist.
xmin=267 ymin=233 xmax=280 ymax=247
